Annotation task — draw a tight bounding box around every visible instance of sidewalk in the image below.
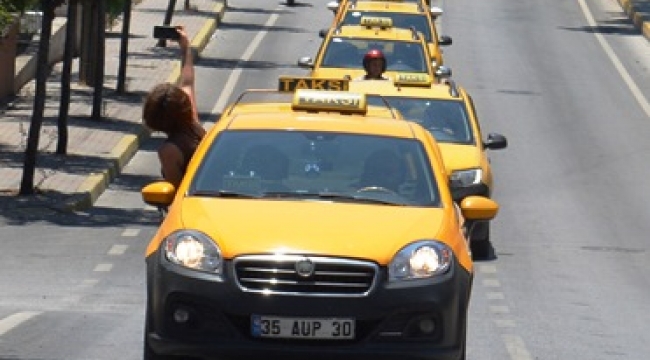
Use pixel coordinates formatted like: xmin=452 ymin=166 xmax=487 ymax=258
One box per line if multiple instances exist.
xmin=0 ymin=0 xmax=227 ymax=212
xmin=618 ymin=0 xmax=650 ymax=41
xmin=0 ymin=0 xmax=647 ymax=214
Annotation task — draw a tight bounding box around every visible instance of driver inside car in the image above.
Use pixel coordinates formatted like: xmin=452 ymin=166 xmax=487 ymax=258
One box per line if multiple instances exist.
xmin=357 ymin=149 xmax=406 ymax=193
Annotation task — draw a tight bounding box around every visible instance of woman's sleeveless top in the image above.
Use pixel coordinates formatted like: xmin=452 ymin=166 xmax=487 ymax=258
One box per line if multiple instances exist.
xmin=165 ymin=122 xmax=206 ymax=173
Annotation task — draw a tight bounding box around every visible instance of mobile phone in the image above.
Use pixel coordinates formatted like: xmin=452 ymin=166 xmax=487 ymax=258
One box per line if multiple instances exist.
xmin=153 ymin=25 xmax=180 ymax=40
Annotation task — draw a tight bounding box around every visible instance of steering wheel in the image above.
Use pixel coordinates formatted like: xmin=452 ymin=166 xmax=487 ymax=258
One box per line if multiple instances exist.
xmin=356 ymin=186 xmax=398 ymax=196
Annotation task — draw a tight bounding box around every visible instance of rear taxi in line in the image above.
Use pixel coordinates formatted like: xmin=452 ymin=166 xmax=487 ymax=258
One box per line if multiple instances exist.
xmin=347 ymin=74 xmax=507 ymax=258
xmin=141 ymin=87 xmax=499 ymax=360
xmin=298 ymin=16 xmax=443 ymax=81
xmin=330 ymin=0 xmax=436 ymax=12
xmin=327 ymin=0 xmax=452 ymax=68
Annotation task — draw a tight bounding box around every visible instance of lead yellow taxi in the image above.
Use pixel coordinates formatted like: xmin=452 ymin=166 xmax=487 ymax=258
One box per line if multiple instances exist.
xmin=298 ymin=16 xmax=441 ymax=81
xmin=347 ymin=75 xmax=507 ymax=258
xmin=141 ymin=87 xmax=498 ymax=360
xmin=327 ymin=0 xmax=452 ymax=68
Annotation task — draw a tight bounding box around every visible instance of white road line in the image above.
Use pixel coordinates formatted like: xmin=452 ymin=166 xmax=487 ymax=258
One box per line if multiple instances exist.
xmin=482 ymin=278 xmax=501 ymax=287
xmin=489 ymin=305 xmax=510 ymax=314
xmin=503 ymin=334 xmax=534 ymax=360
xmin=486 ymin=291 xmax=505 ymax=300
xmin=577 ymin=0 xmax=650 ymax=117
xmin=478 ymin=264 xmax=498 ymax=274
xmin=121 ymin=228 xmax=140 ymax=237
xmin=0 ymin=311 xmax=42 ymax=336
xmin=94 ymin=263 xmax=113 ymax=272
xmin=494 ymin=319 xmax=517 ymax=328
xmin=211 ymin=10 xmax=282 ymax=115
xmin=108 ymin=244 xmax=128 ymax=255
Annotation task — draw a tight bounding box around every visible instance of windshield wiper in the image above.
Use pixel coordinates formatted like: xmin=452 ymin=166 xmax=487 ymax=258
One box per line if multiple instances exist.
xmin=191 ymin=190 xmax=259 ymax=198
xmin=261 ymin=191 xmax=407 ymax=206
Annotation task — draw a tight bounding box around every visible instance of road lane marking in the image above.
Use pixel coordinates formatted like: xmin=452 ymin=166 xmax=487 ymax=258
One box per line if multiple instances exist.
xmin=494 ymin=319 xmax=517 ymax=328
xmin=211 ymin=10 xmax=282 ymax=115
xmin=0 ymin=311 xmax=42 ymax=336
xmin=489 ymin=305 xmax=511 ymax=314
xmin=487 ymin=291 xmax=505 ymax=300
xmin=482 ymin=278 xmax=501 ymax=287
xmin=503 ymin=334 xmax=534 ymax=360
xmin=108 ymin=244 xmax=128 ymax=255
xmin=478 ymin=264 xmax=498 ymax=273
xmin=121 ymin=228 xmax=140 ymax=237
xmin=577 ymin=0 xmax=650 ymax=117
xmin=94 ymin=263 xmax=113 ymax=272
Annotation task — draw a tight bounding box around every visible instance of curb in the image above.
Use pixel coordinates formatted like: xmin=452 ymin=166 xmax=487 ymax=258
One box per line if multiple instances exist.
xmin=71 ymin=2 xmax=228 ymax=211
xmin=617 ymin=0 xmax=650 ymax=41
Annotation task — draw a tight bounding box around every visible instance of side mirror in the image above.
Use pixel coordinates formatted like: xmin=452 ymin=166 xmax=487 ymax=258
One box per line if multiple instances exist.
xmin=327 ymin=1 xmax=339 ymax=13
xmin=459 ymin=196 xmax=499 ymax=222
xmin=430 ymin=6 xmax=443 ymax=19
xmin=438 ymin=35 xmax=452 ymax=46
xmin=484 ymin=133 xmax=507 ymax=150
xmin=318 ymin=28 xmax=328 ymax=38
xmin=435 ymin=65 xmax=452 ymax=79
xmin=297 ymin=56 xmax=314 ymax=68
xmin=141 ymin=181 xmax=176 ymax=208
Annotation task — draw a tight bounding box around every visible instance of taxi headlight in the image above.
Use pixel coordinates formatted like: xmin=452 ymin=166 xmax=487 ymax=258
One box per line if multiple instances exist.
xmin=163 ymin=230 xmax=223 ymax=273
xmin=450 ymin=168 xmax=482 ymax=188
xmin=389 ymin=241 xmax=452 ymax=281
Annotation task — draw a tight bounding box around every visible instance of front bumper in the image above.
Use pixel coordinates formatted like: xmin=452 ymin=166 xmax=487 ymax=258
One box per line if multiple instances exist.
xmin=145 ymin=252 xmax=473 ymax=360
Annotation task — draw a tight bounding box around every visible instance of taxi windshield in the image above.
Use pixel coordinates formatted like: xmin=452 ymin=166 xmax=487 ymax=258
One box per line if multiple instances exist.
xmin=367 ymin=96 xmax=474 ymax=144
xmin=321 ymin=38 xmax=428 ymax=73
xmin=190 ymin=130 xmax=440 ymax=206
xmin=342 ymin=12 xmax=432 ymax=42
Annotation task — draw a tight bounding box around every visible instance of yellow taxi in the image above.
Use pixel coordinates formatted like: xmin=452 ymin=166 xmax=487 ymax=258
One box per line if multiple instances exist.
xmin=141 ymin=86 xmax=499 ymax=360
xmin=330 ymin=0 xmax=436 ymax=12
xmin=347 ymin=74 xmax=507 ymax=258
xmin=327 ymin=0 xmax=452 ymax=68
xmin=298 ymin=16 xmax=443 ymax=81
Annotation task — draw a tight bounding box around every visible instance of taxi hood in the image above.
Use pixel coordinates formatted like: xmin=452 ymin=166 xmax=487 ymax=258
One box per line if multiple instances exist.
xmin=179 ymin=198 xmax=447 ymax=265
xmin=437 ymin=143 xmax=481 ymax=173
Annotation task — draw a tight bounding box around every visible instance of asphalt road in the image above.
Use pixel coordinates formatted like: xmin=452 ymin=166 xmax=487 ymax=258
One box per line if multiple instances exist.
xmin=1 ymin=0 xmax=649 ymax=359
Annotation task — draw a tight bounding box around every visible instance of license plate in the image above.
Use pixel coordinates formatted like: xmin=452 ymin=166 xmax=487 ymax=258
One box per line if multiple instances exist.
xmin=251 ymin=315 xmax=355 ymax=339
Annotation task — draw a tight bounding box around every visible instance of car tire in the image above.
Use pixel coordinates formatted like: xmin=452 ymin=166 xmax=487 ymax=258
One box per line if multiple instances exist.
xmin=469 ymin=222 xmax=492 ymax=260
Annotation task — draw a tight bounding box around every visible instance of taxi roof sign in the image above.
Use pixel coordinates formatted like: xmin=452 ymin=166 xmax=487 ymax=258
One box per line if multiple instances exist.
xmin=360 ymin=16 xmax=393 ymax=28
xmin=292 ymin=89 xmax=367 ymax=114
xmin=279 ymin=76 xmax=349 ymax=92
xmin=394 ymin=73 xmax=432 ymax=87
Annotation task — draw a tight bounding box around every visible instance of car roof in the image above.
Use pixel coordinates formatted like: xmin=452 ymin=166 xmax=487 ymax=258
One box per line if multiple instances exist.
xmin=348 ymin=78 xmax=464 ymax=100
xmin=334 ymin=24 xmax=421 ymax=41
xmin=218 ymin=87 xmax=412 ymax=136
xmin=346 ymin=1 xmax=427 ymax=14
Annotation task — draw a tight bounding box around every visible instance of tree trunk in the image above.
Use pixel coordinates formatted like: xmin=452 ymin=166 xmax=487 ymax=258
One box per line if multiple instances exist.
xmin=91 ymin=0 xmax=105 ymax=120
xmin=56 ymin=0 xmax=78 ymax=154
xmin=20 ymin=0 xmax=55 ymax=195
xmin=116 ymin=0 xmax=132 ymax=94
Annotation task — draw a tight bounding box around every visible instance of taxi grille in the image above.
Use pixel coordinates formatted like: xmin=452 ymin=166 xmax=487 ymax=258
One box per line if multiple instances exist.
xmin=234 ymin=255 xmax=378 ymax=297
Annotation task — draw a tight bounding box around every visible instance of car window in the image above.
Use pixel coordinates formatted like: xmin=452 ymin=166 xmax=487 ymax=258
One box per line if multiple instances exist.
xmin=321 ymin=38 xmax=428 ymax=73
xmin=343 ymin=11 xmax=433 ymax=42
xmin=190 ymin=130 xmax=440 ymax=206
xmin=368 ymin=96 xmax=474 ymax=144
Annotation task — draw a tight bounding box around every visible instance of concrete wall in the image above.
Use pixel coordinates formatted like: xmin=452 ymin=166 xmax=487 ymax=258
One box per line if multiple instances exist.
xmin=14 ymin=17 xmax=69 ymax=93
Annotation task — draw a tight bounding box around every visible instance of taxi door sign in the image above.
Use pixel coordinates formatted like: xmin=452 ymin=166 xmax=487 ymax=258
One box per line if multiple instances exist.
xmin=279 ymin=77 xmax=349 ymax=92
